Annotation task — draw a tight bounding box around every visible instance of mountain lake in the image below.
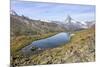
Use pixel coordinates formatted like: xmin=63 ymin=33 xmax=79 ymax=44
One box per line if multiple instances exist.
xmin=21 ymin=32 xmax=71 ymax=54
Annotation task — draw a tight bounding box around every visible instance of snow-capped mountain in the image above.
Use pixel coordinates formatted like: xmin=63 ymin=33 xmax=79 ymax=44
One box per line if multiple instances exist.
xmin=62 ymin=15 xmax=95 ymax=31
xmin=41 ymin=15 xmax=95 ymax=31
xmin=10 ymin=10 xmax=18 ymax=15
xmin=40 ymin=19 xmax=51 ymax=23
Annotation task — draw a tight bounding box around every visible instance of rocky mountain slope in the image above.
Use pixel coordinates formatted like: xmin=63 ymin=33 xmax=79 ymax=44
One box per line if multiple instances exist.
xmin=10 ymin=11 xmax=95 ymax=37
xmin=10 ymin=14 xmax=65 ymax=36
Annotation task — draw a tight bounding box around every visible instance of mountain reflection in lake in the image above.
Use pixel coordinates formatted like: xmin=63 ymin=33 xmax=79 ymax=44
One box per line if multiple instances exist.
xmin=21 ymin=32 xmax=70 ymax=54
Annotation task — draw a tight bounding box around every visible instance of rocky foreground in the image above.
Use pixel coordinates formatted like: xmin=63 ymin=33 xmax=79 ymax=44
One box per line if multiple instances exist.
xmin=11 ymin=27 xmax=95 ymax=66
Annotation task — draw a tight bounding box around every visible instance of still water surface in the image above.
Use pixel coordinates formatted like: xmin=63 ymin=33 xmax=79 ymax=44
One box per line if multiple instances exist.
xmin=21 ymin=32 xmax=70 ymax=53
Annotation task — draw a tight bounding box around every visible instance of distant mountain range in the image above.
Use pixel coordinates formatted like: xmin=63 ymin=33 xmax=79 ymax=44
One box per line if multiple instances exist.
xmin=10 ymin=10 xmax=95 ymax=36
xmin=51 ymin=15 xmax=95 ymax=31
xmin=62 ymin=15 xmax=95 ymax=31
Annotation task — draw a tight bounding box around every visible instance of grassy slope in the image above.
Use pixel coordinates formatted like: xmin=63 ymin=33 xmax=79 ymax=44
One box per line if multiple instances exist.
xmin=11 ymin=28 xmax=95 ymax=66
xmin=31 ymin=28 xmax=95 ymax=64
xmin=11 ymin=32 xmax=58 ymax=55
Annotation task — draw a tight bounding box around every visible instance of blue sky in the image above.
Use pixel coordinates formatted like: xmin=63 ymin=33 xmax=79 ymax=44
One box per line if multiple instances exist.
xmin=11 ymin=0 xmax=95 ymax=22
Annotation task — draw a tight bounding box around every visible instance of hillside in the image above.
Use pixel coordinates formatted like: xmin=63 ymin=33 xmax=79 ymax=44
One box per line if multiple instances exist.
xmin=30 ymin=27 xmax=95 ymax=64
xmin=11 ymin=27 xmax=95 ymax=66
xmin=10 ymin=14 xmax=65 ymax=37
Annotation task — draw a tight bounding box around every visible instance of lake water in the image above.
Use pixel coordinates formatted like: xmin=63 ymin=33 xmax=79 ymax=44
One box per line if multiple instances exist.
xmin=21 ymin=32 xmax=70 ymax=53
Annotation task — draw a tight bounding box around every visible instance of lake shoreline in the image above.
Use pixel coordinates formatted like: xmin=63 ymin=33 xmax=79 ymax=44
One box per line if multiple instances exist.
xmin=21 ymin=32 xmax=71 ymax=55
xmin=11 ymin=32 xmax=59 ymax=55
